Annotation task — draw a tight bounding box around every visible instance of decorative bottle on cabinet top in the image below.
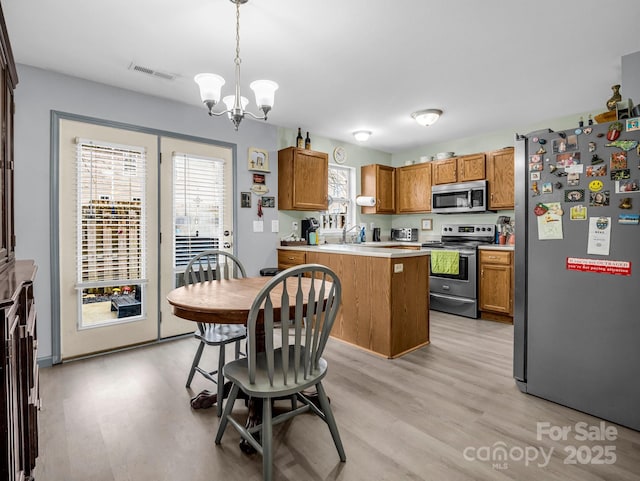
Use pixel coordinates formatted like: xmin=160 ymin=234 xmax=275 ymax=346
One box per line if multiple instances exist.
xmin=305 ymin=131 xmax=311 ymax=150
xmin=296 ymin=127 xmax=304 ymax=148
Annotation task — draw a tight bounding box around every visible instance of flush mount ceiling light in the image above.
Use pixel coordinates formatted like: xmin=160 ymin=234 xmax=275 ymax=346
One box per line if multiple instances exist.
xmin=411 ymin=109 xmax=443 ymax=127
xmin=194 ymin=0 xmax=278 ymax=131
xmin=353 ymin=130 xmax=372 ymax=142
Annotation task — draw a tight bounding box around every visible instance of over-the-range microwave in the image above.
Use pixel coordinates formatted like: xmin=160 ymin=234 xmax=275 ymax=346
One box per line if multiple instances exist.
xmin=431 ymin=180 xmax=488 ymax=214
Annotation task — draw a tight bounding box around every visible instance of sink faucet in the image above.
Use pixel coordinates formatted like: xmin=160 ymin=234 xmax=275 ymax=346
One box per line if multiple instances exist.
xmin=342 ymin=224 xmax=360 ymax=244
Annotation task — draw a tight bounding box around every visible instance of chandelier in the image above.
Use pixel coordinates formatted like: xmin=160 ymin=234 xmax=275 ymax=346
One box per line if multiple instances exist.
xmin=194 ymin=0 xmax=278 ymax=130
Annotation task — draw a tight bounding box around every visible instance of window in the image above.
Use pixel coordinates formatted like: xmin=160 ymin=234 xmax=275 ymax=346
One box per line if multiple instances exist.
xmin=320 ymin=164 xmax=355 ymax=233
xmin=76 ymin=138 xmax=147 ymax=327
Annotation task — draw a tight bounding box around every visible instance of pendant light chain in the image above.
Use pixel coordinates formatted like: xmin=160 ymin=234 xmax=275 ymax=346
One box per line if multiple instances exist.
xmin=235 ymin=0 xmax=241 ymax=67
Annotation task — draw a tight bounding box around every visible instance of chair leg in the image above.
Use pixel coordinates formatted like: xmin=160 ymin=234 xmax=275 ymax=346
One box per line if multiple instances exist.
xmin=316 ymin=382 xmax=346 ymax=462
xmin=215 ymin=383 xmax=240 ymax=444
xmin=216 ymin=345 xmax=226 ymax=417
xmin=262 ymin=398 xmax=273 ymax=481
xmin=234 ymin=339 xmax=241 ymax=360
xmin=186 ymin=341 xmax=206 ymax=388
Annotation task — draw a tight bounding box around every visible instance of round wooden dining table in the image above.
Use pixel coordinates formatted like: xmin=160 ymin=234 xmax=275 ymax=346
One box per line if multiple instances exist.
xmin=167 ymin=274 xmax=327 ymax=454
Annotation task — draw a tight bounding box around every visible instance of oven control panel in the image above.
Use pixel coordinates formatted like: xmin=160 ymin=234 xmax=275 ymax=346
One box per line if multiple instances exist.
xmin=440 ymin=223 xmax=495 ymax=238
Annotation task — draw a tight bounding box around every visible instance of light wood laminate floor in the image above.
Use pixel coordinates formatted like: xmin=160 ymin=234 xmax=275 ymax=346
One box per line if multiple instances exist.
xmin=36 ymin=312 xmax=640 ymax=480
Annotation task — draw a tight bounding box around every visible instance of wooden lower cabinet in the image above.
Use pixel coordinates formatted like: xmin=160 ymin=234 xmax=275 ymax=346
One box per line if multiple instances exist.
xmin=306 ymin=251 xmax=429 ymax=358
xmin=479 ymin=250 xmax=513 ymax=323
xmin=1 ymin=261 xmax=39 ymax=481
xmin=277 ymin=249 xmax=306 ymax=270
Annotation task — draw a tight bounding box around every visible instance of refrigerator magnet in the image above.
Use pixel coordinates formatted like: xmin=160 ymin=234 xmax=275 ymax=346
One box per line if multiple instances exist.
xmin=589 ymin=180 xmax=604 ymax=192
xmin=589 ymin=191 xmax=610 ymax=207
xmin=606 ymin=139 xmax=638 ymax=151
xmin=619 ymin=198 xmax=633 ymax=210
xmin=615 ymin=179 xmax=640 ymax=193
xmin=570 ymin=205 xmax=587 ymax=221
xmin=565 ymin=189 xmax=584 ymax=202
xmin=618 ymin=213 xmax=639 ymax=224
xmin=542 ymin=182 xmax=553 ymax=194
xmin=611 ymin=168 xmax=631 ymax=181
xmin=587 ymin=217 xmax=611 ymax=256
xmin=610 ymin=151 xmax=627 ymax=169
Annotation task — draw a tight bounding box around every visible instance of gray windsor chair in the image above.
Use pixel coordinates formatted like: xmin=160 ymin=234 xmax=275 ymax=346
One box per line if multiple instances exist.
xmin=184 ymin=250 xmax=247 ymax=416
xmin=215 ymin=264 xmax=346 ymax=481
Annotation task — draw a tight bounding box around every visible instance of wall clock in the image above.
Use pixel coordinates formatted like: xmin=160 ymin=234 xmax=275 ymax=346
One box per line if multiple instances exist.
xmin=333 ymin=146 xmax=347 ymax=164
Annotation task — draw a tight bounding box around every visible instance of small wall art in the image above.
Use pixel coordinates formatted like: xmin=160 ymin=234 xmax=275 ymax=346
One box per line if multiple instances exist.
xmin=262 ymin=196 xmax=275 ymax=208
xmin=248 ymin=147 xmax=269 ymax=172
xmin=240 ymin=192 xmax=251 ymax=208
xmin=421 ymin=218 xmax=433 ymax=230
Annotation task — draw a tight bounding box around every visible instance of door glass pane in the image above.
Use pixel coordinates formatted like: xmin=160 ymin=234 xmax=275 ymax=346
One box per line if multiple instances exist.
xmin=76 ymin=139 xmax=147 ymax=327
xmin=173 ymin=152 xmax=226 ymax=287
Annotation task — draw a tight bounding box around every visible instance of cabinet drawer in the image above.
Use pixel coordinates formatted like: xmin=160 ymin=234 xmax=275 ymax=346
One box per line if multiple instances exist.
xmin=480 ymin=250 xmax=512 ymax=265
xmin=278 ymin=250 xmax=307 ymax=269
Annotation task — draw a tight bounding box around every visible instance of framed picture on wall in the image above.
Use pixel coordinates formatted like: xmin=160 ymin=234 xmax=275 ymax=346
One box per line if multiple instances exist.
xmin=240 ymin=192 xmax=251 ymax=208
xmin=421 ymin=218 xmax=433 ymax=230
xmin=248 ymin=147 xmax=270 ymax=172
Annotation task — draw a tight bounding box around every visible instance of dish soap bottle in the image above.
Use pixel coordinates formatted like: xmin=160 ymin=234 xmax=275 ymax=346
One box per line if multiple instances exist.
xmin=359 ymin=226 xmax=366 ymax=243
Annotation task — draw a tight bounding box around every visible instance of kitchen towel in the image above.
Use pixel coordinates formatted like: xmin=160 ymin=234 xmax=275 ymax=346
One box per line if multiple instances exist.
xmin=430 ymin=250 xmax=460 ymax=275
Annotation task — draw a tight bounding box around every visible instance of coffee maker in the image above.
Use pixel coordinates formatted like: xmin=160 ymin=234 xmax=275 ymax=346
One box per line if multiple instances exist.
xmin=301 ymin=217 xmax=320 ymax=245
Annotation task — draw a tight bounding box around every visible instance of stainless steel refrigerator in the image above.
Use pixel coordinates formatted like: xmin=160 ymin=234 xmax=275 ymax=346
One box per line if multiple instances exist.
xmin=514 ymin=118 xmax=640 ymax=431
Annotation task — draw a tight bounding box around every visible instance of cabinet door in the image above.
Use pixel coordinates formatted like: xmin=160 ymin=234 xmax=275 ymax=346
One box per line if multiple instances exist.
xmin=376 ymin=165 xmax=395 ymax=213
xmin=458 ymin=153 xmax=485 ymax=182
xmin=487 ymin=148 xmax=514 ymax=210
xmin=361 ymin=164 xmax=395 ymax=214
xmin=431 ymin=158 xmax=457 ymax=185
xmin=293 ymin=150 xmax=328 ymax=210
xmin=479 ymin=262 xmax=512 ymax=314
xmin=396 ymin=163 xmax=431 ymax=213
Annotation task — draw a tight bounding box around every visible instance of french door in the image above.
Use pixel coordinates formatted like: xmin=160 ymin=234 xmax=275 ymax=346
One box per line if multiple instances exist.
xmin=57 ymin=119 xmax=234 ymax=359
xmin=158 ymin=137 xmax=234 ymax=339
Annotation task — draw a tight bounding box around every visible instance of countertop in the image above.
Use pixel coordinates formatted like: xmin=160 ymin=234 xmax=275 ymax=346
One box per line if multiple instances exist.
xmin=278 ymin=243 xmax=428 ymax=258
xmin=478 ymin=245 xmax=515 ymax=251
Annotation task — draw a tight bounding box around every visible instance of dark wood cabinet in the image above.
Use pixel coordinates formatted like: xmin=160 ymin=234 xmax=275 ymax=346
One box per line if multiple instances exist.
xmin=1 ymin=261 xmax=38 ymax=481
xmin=0 ymin=4 xmax=39 ymax=480
xmin=0 ymin=2 xmax=16 ymax=272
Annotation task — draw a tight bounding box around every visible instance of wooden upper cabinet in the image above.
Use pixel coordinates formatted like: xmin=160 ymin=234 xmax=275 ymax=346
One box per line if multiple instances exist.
xmin=458 ymin=153 xmax=485 ymax=182
xmin=486 ymin=147 xmax=515 ymax=210
xmin=361 ymin=164 xmax=395 ymax=214
xmin=432 ymin=154 xmax=485 ymax=185
xmin=396 ymin=162 xmax=432 ymax=213
xmin=431 ymin=158 xmax=457 ymax=185
xmin=278 ymin=147 xmax=328 ymax=211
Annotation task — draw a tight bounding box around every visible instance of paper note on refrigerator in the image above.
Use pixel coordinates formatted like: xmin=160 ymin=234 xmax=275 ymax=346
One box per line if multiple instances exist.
xmin=537 ymin=202 xmax=564 ymax=240
xmin=587 ymin=216 xmax=611 ymax=255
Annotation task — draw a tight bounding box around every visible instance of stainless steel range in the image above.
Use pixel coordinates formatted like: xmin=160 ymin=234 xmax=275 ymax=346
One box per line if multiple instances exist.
xmin=423 ymin=223 xmax=495 ymax=319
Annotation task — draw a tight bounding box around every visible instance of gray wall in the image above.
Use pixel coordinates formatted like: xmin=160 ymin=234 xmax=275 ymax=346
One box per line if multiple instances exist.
xmin=622 ymin=51 xmax=640 ymax=109
xmin=14 ymin=64 xmax=279 ymax=361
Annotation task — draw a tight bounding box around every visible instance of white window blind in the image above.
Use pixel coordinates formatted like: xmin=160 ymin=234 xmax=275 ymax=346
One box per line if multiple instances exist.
xmin=321 ymin=164 xmax=355 ymax=232
xmin=76 ymin=138 xmax=147 ymax=287
xmin=173 ymin=152 xmax=226 ymax=268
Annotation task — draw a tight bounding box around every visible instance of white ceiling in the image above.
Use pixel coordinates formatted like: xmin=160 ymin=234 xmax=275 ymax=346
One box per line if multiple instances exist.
xmin=3 ymin=0 xmax=640 ymax=153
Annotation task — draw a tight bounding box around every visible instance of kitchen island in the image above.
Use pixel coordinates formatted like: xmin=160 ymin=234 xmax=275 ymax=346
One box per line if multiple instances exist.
xmin=278 ymin=244 xmax=429 ymax=358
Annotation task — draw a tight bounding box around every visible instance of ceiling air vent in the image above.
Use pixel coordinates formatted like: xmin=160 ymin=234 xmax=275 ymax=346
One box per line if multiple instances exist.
xmin=128 ymin=62 xmax=176 ymax=81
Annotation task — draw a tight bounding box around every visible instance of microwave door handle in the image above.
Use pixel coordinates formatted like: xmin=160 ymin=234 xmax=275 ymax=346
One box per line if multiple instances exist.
xmin=467 ymin=190 xmax=472 ymax=207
